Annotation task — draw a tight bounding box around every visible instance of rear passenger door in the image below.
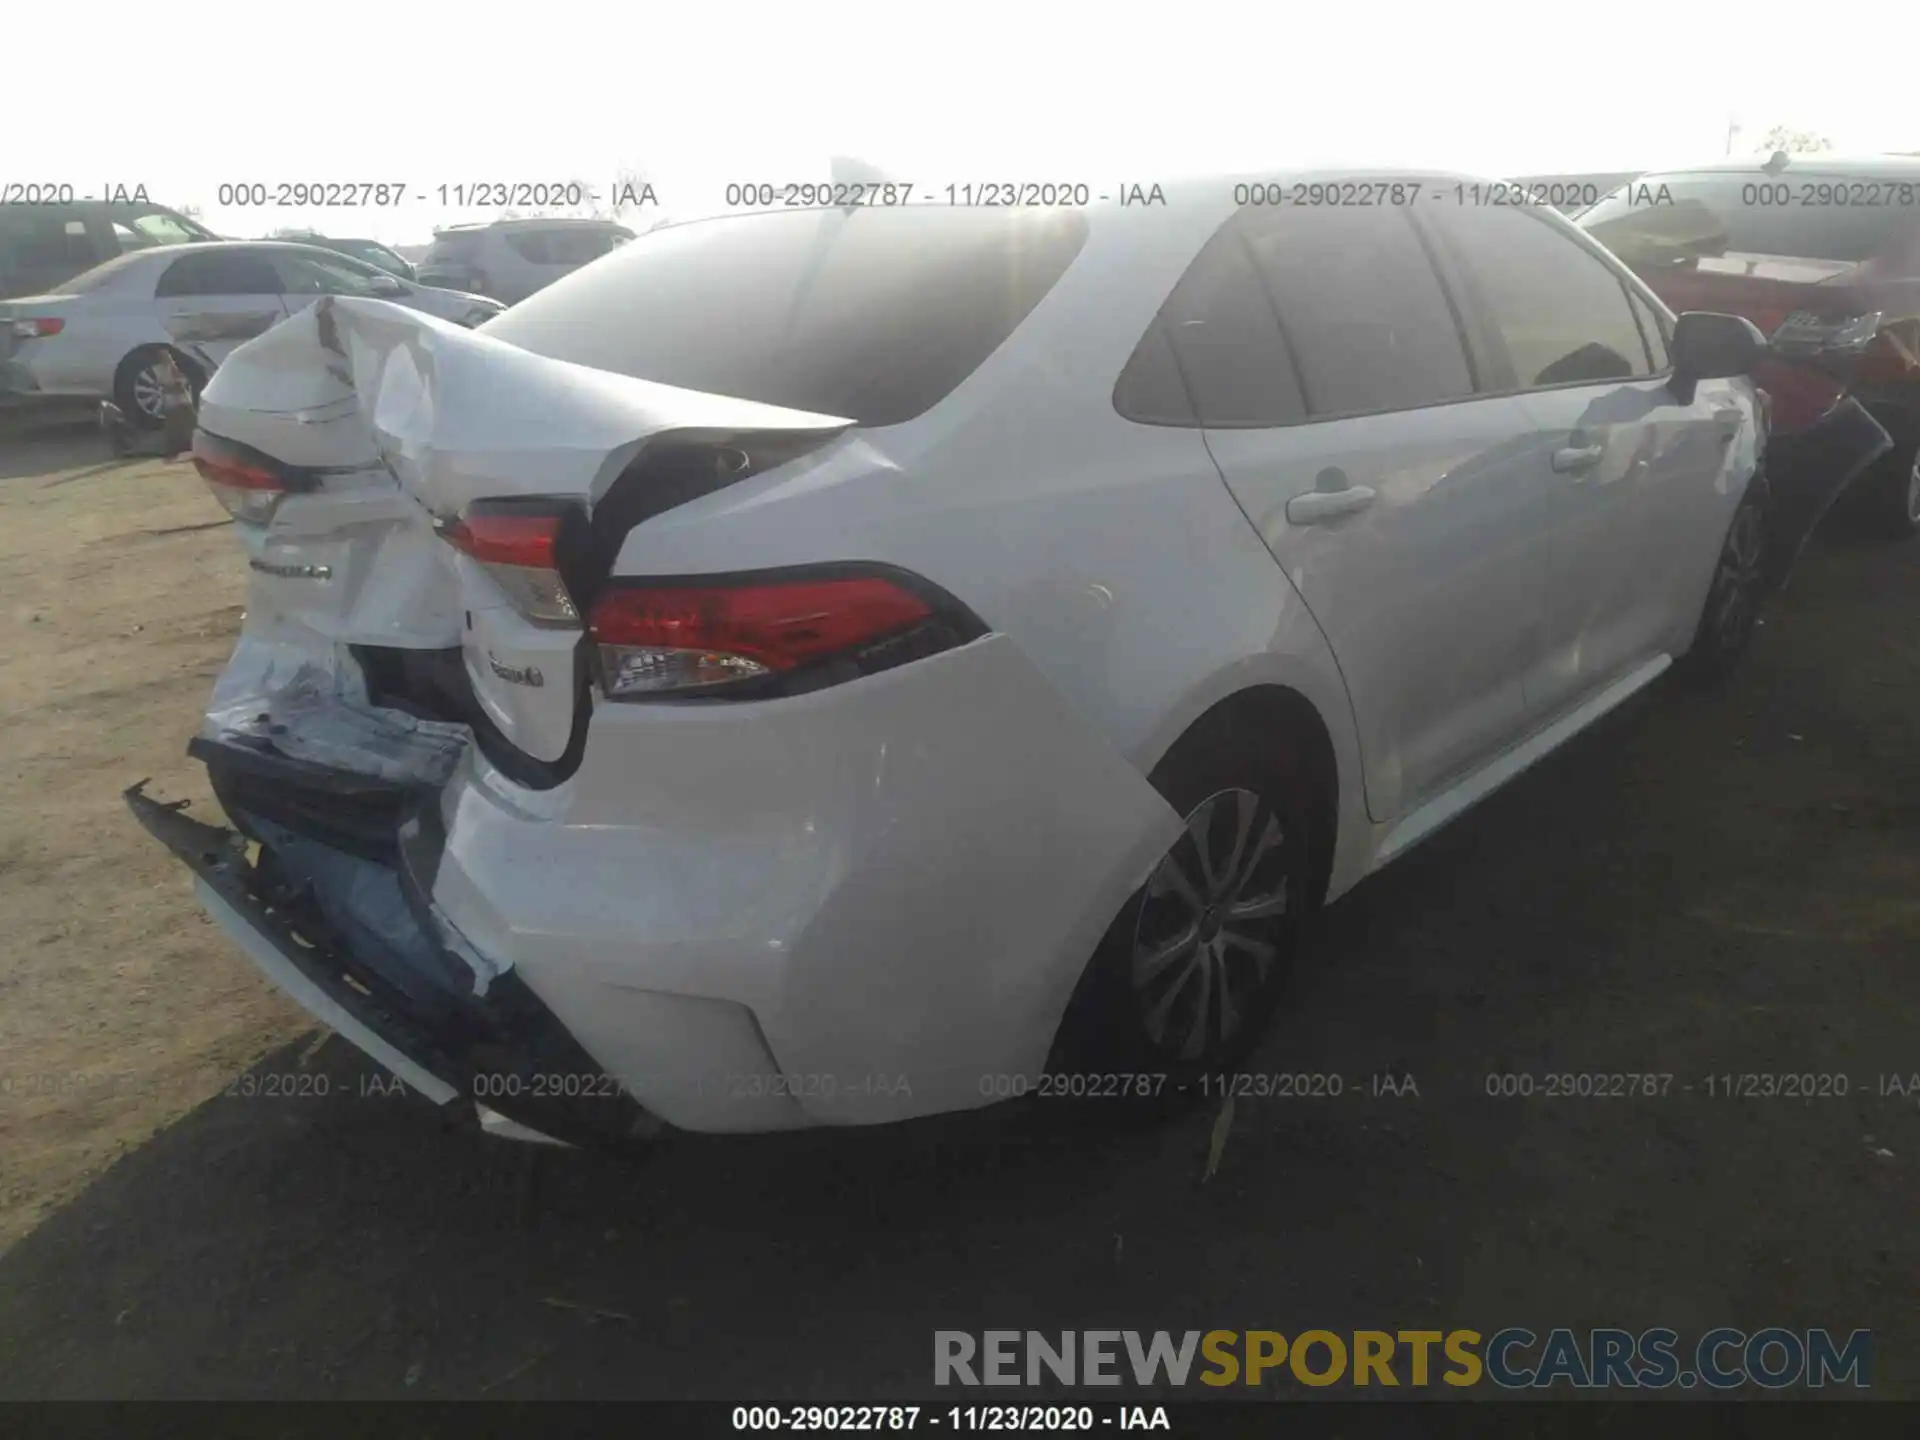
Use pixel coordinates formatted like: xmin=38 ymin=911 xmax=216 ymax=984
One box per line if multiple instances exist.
xmin=1165 ymin=204 xmax=1554 ymax=823
xmin=153 ymin=250 xmax=289 ymax=370
xmin=1421 ymin=201 xmax=1734 ymax=720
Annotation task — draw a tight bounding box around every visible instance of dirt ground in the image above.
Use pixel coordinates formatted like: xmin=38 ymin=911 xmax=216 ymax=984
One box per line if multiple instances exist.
xmin=0 ymin=417 xmax=1916 ymax=1399
xmin=0 ymin=419 xmax=309 ymax=1253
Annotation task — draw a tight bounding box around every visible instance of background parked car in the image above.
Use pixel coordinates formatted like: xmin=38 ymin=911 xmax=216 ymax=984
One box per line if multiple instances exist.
xmin=0 ymin=199 xmax=217 ymax=300
xmin=1509 ymin=171 xmax=1641 ymax=214
xmin=416 ymin=218 xmax=635 ymax=304
xmin=1579 ymin=154 xmax=1920 ymax=535
xmin=272 ymin=231 xmax=418 ymax=281
xmin=0 ymin=241 xmax=503 ymax=428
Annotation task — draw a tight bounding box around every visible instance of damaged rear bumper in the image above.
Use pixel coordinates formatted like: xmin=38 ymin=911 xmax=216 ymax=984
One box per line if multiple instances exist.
xmin=124 ymin=760 xmax=660 ymax=1150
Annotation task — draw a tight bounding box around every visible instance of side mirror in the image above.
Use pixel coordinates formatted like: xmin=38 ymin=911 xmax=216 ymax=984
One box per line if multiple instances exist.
xmin=1671 ymin=311 xmax=1766 ymax=384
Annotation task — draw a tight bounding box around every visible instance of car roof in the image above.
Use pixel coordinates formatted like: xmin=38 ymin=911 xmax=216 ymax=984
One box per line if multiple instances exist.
xmin=434 ymin=217 xmax=632 ymax=233
xmin=1632 ymin=154 xmax=1920 ymax=180
xmin=0 ymin=198 xmax=198 ymax=213
xmin=100 ymin=239 xmax=396 ymax=271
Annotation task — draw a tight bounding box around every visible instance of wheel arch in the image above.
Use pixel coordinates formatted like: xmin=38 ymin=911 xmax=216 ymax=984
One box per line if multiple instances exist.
xmin=1128 ymin=651 xmax=1370 ymax=906
xmin=113 ymin=340 xmax=208 ymax=394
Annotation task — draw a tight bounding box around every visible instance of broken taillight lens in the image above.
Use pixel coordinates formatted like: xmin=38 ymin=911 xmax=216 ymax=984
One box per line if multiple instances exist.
xmin=10 ymin=317 xmax=64 ymax=340
xmin=589 ymin=569 xmax=975 ymax=699
xmin=442 ymin=502 xmax=581 ymax=627
xmin=193 ymin=444 xmax=288 ymax=526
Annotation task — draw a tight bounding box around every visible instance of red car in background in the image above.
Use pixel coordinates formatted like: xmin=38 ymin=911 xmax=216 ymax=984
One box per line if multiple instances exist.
xmin=1580 ymin=155 xmax=1920 ymax=537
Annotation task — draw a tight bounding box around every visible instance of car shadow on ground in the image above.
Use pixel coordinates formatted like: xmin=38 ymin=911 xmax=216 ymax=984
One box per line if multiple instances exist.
xmin=2 ymin=529 xmax=1916 ymax=1401
xmin=0 ymin=412 xmax=117 ymax=484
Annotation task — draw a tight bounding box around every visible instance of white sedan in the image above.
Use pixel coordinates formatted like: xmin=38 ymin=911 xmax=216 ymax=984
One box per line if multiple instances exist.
xmin=0 ymin=241 xmax=502 ymax=427
xmin=129 ymin=174 xmax=1803 ymax=1146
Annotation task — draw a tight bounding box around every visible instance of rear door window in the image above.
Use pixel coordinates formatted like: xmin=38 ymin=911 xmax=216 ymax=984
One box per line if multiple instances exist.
xmin=1424 ymin=202 xmax=1655 ymax=387
xmin=1239 ymin=206 xmax=1475 ymax=417
xmin=156 ymin=250 xmax=284 ymax=297
xmin=425 ymin=231 xmax=485 ymax=264
xmin=484 ymin=206 xmax=1090 ymax=426
xmin=1116 ymin=224 xmax=1305 ymax=427
xmin=540 ymin=228 xmax=626 ymax=264
xmin=271 ymin=250 xmax=395 ymax=297
xmin=504 ymin=230 xmax=554 ymax=263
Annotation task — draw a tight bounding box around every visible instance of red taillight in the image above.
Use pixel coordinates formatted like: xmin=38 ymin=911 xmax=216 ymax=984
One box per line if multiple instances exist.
xmin=446 ymin=510 xmax=563 ymax=568
xmin=193 ymin=443 xmax=288 ymax=526
xmin=590 ymin=574 xmax=938 ymax=698
xmin=442 ymin=503 xmax=580 ymax=626
xmin=10 ymin=317 xmax=64 ymax=340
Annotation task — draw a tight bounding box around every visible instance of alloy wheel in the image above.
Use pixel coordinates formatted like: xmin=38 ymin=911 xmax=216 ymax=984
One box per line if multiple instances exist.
xmin=130 ymin=363 xmax=169 ymax=421
xmin=1130 ymin=787 xmax=1290 ymax=1062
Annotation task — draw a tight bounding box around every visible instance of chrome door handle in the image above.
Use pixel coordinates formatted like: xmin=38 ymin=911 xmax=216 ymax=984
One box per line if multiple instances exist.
xmin=1550 ymin=444 xmax=1605 ymax=474
xmin=1286 ymin=486 xmax=1378 ymax=524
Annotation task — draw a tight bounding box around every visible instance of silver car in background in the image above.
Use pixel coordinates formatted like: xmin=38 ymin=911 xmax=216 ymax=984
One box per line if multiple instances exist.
xmin=416 ymin=218 xmax=635 ymax=304
xmin=0 ymin=241 xmax=503 ymax=427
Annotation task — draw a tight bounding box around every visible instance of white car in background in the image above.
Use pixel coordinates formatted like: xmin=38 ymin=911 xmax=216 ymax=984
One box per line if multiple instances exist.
xmin=130 ymin=177 xmax=1800 ymax=1148
xmin=416 ymin=218 xmax=635 ymax=305
xmin=0 ymin=242 xmax=503 ymax=427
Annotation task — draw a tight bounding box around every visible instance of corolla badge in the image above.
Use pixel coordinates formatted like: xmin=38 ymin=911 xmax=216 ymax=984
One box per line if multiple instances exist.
xmin=487 ymin=653 xmax=545 ymax=688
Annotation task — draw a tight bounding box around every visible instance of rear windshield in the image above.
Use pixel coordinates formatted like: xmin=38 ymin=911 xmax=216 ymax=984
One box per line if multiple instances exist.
xmin=1579 ymin=171 xmax=1917 ymax=266
xmin=482 ymin=206 xmax=1091 ymax=426
xmin=425 ymin=231 xmax=485 ymax=262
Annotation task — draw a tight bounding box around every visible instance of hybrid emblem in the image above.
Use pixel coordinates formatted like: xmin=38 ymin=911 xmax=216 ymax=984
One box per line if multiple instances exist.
xmin=249 ymin=559 xmax=332 ymax=580
xmin=488 ymin=653 xmax=545 ymax=688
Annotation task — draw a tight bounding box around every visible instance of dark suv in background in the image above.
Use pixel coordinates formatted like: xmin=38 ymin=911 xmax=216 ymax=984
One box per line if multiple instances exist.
xmin=1580 ymin=155 xmax=1920 ymax=535
xmin=0 ymin=199 xmax=217 ymax=300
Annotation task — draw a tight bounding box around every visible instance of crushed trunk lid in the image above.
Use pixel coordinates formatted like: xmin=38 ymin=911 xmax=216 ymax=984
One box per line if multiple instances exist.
xmin=197 ymin=296 xmax=855 ymax=770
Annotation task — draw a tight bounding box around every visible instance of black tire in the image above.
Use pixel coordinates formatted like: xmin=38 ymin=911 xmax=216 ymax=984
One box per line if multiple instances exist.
xmin=1052 ymin=705 xmax=1319 ymax=1099
xmin=112 ymin=346 xmax=199 ymax=433
xmin=1676 ymin=476 xmax=1770 ymax=687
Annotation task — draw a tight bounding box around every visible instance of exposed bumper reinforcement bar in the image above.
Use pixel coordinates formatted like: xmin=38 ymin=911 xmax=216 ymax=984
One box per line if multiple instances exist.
xmin=125 ymin=777 xmax=661 ymax=1150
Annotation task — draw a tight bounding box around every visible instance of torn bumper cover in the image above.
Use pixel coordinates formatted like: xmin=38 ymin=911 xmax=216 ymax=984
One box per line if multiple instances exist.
xmin=1760 ymin=395 xmax=1893 ymax=590
xmin=124 ymin=764 xmax=658 ymax=1150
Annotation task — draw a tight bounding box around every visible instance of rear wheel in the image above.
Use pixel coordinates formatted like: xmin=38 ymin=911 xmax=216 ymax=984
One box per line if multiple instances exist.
xmin=1677 ymin=478 xmax=1769 ymax=686
xmin=1055 ymin=708 xmax=1317 ymax=1096
xmin=113 ymin=346 xmax=200 ymax=432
